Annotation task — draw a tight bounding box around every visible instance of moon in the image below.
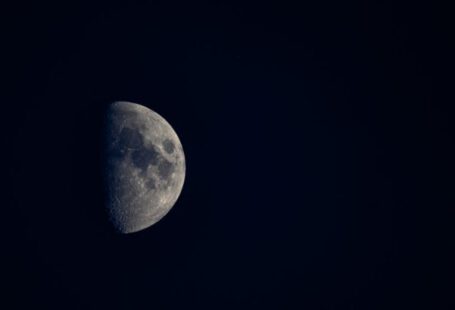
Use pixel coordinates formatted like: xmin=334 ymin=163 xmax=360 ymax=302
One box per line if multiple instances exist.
xmin=103 ymin=101 xmax=186 ymax=233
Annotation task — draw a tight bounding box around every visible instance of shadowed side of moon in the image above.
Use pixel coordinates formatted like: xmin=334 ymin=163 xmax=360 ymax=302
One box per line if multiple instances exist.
xmin=104 ymin=101 xmax=186 ymax=233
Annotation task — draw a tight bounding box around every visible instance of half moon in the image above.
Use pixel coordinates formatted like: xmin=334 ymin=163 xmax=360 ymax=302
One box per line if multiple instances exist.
xmin=103 ymin=101 xmax=186 ymax=233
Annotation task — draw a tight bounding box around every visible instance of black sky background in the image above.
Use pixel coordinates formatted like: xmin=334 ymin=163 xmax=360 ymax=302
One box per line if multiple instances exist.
xmin=2 ymin=0 xmax=452 ymax=309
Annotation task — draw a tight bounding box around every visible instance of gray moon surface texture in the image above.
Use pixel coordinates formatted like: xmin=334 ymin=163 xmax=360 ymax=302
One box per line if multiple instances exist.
xmin=104 ymin=101 xmax=186 ymax=233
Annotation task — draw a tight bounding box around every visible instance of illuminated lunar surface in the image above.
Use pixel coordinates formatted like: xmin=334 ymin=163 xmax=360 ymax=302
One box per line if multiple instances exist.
xmin=104 ymin=101 xmax=185 ymax=233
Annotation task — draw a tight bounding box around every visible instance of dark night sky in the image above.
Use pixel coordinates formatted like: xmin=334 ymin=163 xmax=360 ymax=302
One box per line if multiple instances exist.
xmin=2 ymin=0 xmax=452 ymax=309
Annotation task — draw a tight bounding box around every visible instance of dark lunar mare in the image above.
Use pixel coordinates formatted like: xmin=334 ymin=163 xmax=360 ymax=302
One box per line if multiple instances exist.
xmin=162 ymin=139 xmax=175 ymax=154
xmin=109 ymin=127 xmax=143 ymax=160
xmin=118 ymin=127 xmax=143 ymax=149
xmin=131 ymin=145 xmax=160 ymax=171
xmin=158 ymin=159 xmax=174 ymax=178
xmin=107 ymin=125 xmax=163 ymax=174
